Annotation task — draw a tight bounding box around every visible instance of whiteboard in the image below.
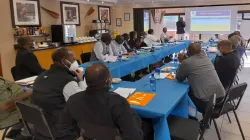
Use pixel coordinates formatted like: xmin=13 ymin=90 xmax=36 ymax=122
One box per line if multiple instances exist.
xmin=240 ymin=20 xmax=250 ymax=40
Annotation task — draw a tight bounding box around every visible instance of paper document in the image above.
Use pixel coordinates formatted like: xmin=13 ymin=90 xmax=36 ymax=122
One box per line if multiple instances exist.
xmin=114 ymin=88 xmax=136 ymax=98
xmin=16 ymin=76 xmax=38 ymax=85
xmin=104 ymin=56 xmax=118 ymax=62
xmin=159 ymin=73 xmax=169 ymax=79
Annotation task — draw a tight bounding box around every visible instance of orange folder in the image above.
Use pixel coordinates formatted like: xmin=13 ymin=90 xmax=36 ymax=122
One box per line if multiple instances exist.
xmin=127 ymin=92 xmax=156 ymax=106
xmin=123 ymin=53 xmax=133 ymax=57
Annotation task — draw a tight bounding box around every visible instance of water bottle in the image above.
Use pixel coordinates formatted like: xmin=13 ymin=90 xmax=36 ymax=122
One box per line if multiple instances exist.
xmin=173 ymin=54 xmax=178 ymax=65
xmin=149 ymin=74 xmax=156 ymax=92
xmin=133 ymin=49 xmax=137 ymax=57
xmin=118 ymin=51 xmax=122 ymax=62
xmin=155 ymin=66 xmax=160 ymax=79
xmin=174 ymin=39 xmax=176 ymax=45
xmin=206 ymin=46 xmax=209 ymax=56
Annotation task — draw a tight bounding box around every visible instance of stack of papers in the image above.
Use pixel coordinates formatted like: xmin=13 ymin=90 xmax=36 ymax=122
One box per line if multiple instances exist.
xmin=114 ymin=88 xmax=136 ymax=98
xmin=16 ymin=76 xmax=38 ymax=85
xmin=104 ymin=56 xmax=118 ymax=62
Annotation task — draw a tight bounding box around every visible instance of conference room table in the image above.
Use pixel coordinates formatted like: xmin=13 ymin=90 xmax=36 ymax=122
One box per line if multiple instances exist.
xmin=79 ymin=41 xmax=217 ymax=140
xmin=80 ymin=41 xmax=191 ymax=78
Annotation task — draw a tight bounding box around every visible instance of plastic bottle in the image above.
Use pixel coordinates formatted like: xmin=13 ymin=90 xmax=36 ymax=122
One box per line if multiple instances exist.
xmin=118 ymin=51 xmax=122 ymax=62
xmin=155 ymin=66 xmax=160 ymax=79
xmin=149 ymin=73 xmax=156 ymax=92
xmin=174 ymin=39 xmax=176 ymax=45
xmin=133 ymin=49 xmax=137 ymax=57
xmin=173 ymin=54 xmax=178 ymax=65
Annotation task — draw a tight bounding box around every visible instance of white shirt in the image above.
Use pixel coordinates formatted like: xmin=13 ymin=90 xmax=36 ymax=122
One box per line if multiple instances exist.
xmin=63 ymin=80 xmax=87 ymax=101
xmin=144 ymin=34 xmax=159 ymax=47
xmin=110 ymin=40 xmax=128 ymax=56
xmin=93 ymin=41 xmax=114 ymax=61
xmin=160 ymin=32 xmax=170 ymax=43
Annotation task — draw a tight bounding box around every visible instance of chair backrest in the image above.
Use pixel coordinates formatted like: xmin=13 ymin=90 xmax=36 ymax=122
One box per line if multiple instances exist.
xmin=217 ymin=82 xmax=247 ymax=116
xmin=80 ymin=52 xmax=91 ymax=64
xmin=199 ymin=94 xmax=216 ymax=137
xmin=15 ymin=102 xmax=56 ymax=140
xmin=11 ymin=66 xmax=18 ymax=81
xmin=81 ymin=123 xmax=121 ymax=140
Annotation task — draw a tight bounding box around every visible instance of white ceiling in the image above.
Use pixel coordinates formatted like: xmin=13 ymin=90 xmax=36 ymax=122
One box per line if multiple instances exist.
xmin=59 ymin=0 xmax=247 ymax=6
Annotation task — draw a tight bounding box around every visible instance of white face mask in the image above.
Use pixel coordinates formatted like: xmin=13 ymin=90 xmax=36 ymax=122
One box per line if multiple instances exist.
xmin=66 ymin=60 xmax=79 ymax=71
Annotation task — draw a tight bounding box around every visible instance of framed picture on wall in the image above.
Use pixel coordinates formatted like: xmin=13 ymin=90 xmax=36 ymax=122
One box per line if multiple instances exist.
xmin=124 ymin=13 xmax=130 ymax=21
xmin=9 ymin=0 xmax=42 ymax=27
xmin=98 ymin=6 xmax=111 ymax=24
xmin=116 ymin=18 xmax=122 ymax=26
xmin=60 ymin=2 xmax=81 ymax=26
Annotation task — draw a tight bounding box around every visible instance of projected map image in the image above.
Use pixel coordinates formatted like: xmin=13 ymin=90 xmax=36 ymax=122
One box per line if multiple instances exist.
xmin=191 ymin=10 xmax=231 ymax=31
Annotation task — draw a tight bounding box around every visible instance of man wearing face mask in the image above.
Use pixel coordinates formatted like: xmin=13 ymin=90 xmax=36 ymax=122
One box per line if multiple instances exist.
xmin=90 ymin=33 xmax=114 ymax=61
xmin=176 ymin=43 xmax=225 ymax=114
xmin=110 ymin=35 xmax=127 ymax=56
xmin=15 ymin=36 xmax=45 ymax=80
xmin=31 ymin=48 xmax=86 ymax=139
xmin=57 ymin=63 xmax=144 ymax=140
xmin=214 ymin=40 xmax=240 ymax=91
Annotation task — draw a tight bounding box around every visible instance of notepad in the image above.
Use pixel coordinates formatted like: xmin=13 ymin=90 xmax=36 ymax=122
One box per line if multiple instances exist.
xmin=114 ymin=88 xmax=136 ymax=98
xmin=127 ymin=92 xmax=156 ymax=106
xmin=104 ymin=56 xmax=118 ymax=62
xmin=16 ymin=76 xmax=38 ymax=85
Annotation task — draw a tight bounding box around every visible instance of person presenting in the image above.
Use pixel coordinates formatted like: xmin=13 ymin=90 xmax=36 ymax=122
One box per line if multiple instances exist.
xmin=176 ymin=17 xmax=186 ymax=40
xmin=144 ymin=29 xmax=160 ymax=47
xmin=15 ymin=37 xmax=45 ymax=80
xmin=110 ymin=35 xmax=128 ymax=56
xmin=160 ymin=27 xmax=173 ymax=43
xmin=176 ymin=43 xmax=225 ymax=114
xmin=57 ymin=63 xmax=144 ymax=140
xmin=31 ymin=48 xmax=86 ymax=139
xmin=214 ymin=40 xmax=241 ymax=91
xmin=90 ymin=33 xmax=114 ymax=61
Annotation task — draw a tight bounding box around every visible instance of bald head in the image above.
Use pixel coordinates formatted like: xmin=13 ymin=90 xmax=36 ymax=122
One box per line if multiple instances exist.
xmin=115 ymin=35 xmax=124 ymax=45
xmin=163 ymin=27 xmax=167 ymax=33
xmin=17 ymin=36 xmax=33 ymax=49
xmin=188 ymin=43 xmax=201 ymax=56
xmin=85 ymin=63 xmax=111 ymax=88
xmin=101 ymin=33 xmax=112 ymax=45
xmin=218 ymin=40 xmax=233 ymax=55
xmin=52 ymin=47 xmax=76 ymax=67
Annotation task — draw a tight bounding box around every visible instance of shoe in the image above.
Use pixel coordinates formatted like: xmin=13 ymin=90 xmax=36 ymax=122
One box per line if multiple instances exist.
xmin=6 ymin=129 xmax=22 ymax=139
xmin=14 ymin=135 xmax=33 ymax=140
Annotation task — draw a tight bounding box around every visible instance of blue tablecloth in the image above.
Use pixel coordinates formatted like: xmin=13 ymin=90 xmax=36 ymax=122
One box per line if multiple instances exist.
xmin=80 ymin=41 xmax=191 ymax=78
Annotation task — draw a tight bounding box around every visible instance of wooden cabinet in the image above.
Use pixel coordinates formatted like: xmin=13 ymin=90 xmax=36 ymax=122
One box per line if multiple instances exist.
xmin=34 ymin=43 xmax=94 ymax=69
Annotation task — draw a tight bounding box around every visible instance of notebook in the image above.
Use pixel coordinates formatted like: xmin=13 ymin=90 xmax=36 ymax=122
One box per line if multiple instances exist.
xmin=127 ymin=92 xmax=156 ymax=106
xmin=114 ymin=88 xmax=136 ymax=98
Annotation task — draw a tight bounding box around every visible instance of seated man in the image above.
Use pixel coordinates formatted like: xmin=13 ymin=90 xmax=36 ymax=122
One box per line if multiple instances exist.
xmin=123 ymin=33 xmax=132 ymax=52
xmin=110 ymin=35 xmax=128 ymax=56
xmin=160 ymin=27 xmax=173 ymax=43
xmin=214 ymin=40 xmax=241 ymax=91
xmin=176 ymin=43 xmax=225 ymax=114
xmin=31 ymin=48 xmax=86 ymax=139
xmin=0 ymin=77 xmax=32 ymax=140
xmin=144 ymin=29 xmax=160 ymax=47
xmin=15 ymin=36 xmax=45 ymax=80
xmin=90 ymin=33 xmax=114 ymax=61
xmin=229 ymin=35 xmax=245 ymax=58
xmin=57 ymin=63 xmax=144 ymax=140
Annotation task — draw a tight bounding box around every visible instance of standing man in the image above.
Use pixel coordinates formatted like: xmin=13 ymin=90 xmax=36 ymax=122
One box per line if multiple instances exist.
xmin=160 ymin=27 xmax=173 ymax=43
xmin=176 ymin=17 xmax=186 ymax=40
xmin=31 ymin=48 xmax=86 ymax=139
xmin=90 ymin=33 xmax=114 ymax=61
xmin=15 ymin=36 xmax=45 ymax=80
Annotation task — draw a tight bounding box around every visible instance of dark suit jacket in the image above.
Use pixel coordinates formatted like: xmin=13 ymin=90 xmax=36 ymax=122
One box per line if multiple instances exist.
xmin=176 ymin=21 xmax=186 ymax=34
xmin=15 ymin=48 xmax=45 ymax=80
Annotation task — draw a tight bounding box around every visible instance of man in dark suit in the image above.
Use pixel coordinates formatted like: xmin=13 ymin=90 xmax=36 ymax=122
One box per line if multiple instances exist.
xmin=176 ymin=17 xmax=186 ymax=40
xmin=15 ymin=37 xmax=45 ymax=80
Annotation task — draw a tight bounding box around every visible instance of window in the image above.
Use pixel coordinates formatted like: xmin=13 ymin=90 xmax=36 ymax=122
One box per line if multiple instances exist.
xmin=163 ymin=14 xmax=184 ymax=31
xmin=237 ymin=13 xmax=243 ymax=31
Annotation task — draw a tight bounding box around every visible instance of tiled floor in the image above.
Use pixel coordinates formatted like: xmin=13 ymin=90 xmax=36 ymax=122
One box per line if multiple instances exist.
xmin=1 ymin=53 xmax=250 ymax=140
